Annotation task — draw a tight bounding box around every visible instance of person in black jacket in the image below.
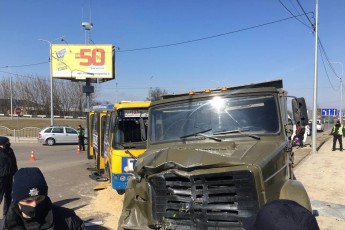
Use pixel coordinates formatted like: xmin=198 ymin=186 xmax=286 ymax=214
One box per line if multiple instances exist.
xmin=77 ymin=125 xmax=85 ymax=151
xmin=331 ymin=120 xmax=345 ymax=151
xmin=0 ymin=167 xmax=85 ymax=230
xmin=0 ymin=136 xmax=17 ymax=216
xmin=250 ymin=199 xmax=319 ymax=230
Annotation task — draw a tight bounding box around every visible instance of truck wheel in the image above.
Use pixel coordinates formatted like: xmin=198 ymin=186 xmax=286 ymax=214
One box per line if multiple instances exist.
xmin=117 ymin=190 xmax=125 ymax=195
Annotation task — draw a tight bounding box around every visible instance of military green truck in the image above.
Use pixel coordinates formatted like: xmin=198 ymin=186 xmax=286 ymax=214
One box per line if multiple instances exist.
xmin=118 ymin=80 xmax=311 ymax=229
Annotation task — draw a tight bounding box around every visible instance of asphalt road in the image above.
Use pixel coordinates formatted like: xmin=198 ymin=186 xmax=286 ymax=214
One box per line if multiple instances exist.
xmin=0 ymin=142 xmax=104 ymax=229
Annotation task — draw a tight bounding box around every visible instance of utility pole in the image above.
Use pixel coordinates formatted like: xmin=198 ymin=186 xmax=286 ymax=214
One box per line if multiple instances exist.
xmin=10 ymin=75 xmax=13 ymax=120
xmin=312 ymin=0 xmax=319 ymax=154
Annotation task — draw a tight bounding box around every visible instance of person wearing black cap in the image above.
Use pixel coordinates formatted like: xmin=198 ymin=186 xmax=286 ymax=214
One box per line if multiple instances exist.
xmin=251 ymin=199 xmax=319 ymax=230
xmin=331 ymin=120 xmax=344 ymax=151
xmin=0 ymin=167 xmax=85 ymax=230
xmin=0 ymin=136 xmax=17 ymax=216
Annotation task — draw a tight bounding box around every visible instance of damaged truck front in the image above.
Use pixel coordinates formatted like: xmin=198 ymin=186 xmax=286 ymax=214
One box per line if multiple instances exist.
xmin=118 ymin=80 xmax=311 ymax=230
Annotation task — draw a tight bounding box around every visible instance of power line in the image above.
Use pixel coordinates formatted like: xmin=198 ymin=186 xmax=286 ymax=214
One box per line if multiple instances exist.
xmin=0 ymin=70 xmax=37 ymax=78
xmin=0 ymin=13 xmax=312 ymax=69
xmin=118 ymin=13 xmax=312 ymax=52
xmin=279 ymin=0 xmax=342 ymax=90
xmin=278 ymin=0 xmax=311 ymax=29
xmin=295 ymin=0 xmax=315 ymax=30
xmin=0 ymin=61 xmax=48 ymax=69
xmin=318 ymin=42 xmax=336 ymax=90
xmin=318 ymin=38 xmax=341 ymax=78
xmin=287 ymin=0 xmax=308 ymax=23
xmin=0 ymin=70 xmax=80 ymax=86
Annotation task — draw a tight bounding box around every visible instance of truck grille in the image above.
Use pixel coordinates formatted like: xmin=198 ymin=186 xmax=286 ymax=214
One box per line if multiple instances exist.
xmin=149 ymin=171 xmax=259 ymax=230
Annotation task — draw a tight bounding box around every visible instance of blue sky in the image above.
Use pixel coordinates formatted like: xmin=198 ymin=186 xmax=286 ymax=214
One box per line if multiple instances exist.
xmin=1 ymin=0 xmax=344 ymax=110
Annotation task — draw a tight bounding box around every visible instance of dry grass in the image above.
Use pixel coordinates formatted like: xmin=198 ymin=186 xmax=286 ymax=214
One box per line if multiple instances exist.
xmin=0 ymin=117 xmax=86 ymax=130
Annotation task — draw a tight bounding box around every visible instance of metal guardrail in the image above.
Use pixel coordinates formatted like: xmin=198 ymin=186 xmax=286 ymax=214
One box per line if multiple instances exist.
xmin=0 ymin=126 xmax=40 ymax=138
xmin=15 ymin=127 xmax=40 ymax=138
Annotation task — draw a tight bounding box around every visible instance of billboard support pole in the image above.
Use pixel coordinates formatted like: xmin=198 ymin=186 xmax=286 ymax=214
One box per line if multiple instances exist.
xmin=82 ymin=22 xmax=93 ymax=112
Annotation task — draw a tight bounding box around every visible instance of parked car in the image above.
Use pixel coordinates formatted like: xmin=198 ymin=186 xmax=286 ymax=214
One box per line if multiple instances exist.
xmin=306 ymin=120 xmax=312 ymax=136
xmin=316 ymin=119 xmax=324 ymax=132
xmin=38 ymin=125 xmax=88 ymax=146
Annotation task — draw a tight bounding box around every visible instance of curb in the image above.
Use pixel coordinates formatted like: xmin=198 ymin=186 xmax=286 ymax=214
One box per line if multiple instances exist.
xmin=316 ymin=136 xmax=332 ymax=151
xmin=6 ymin=137 xmax=38 ymax=144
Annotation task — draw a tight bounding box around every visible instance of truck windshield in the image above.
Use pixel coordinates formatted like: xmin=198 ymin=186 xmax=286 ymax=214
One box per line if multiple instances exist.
xmin=149 ymin=95 xmax=279 ymax=143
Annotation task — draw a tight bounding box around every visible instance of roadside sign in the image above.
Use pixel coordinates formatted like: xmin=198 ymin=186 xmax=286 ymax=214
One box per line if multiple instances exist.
xmin=15 ymin=107 xmax=21 ymax=115
xmin=321 ymin=108 xmax=337 ymax=116
xmin=337 ymin=111 xmax=345 ymax=117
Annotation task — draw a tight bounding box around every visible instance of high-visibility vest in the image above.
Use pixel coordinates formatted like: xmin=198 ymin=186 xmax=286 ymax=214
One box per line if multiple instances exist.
xmin=332 ymin=125 xmax=343 ymax=136
xmin=77 ymin=128 xmax=84 ymax=136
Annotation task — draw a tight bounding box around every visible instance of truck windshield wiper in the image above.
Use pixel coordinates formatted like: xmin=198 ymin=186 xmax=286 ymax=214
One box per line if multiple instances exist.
xmin=213 ymin=129 xmax=261 ymax=140
xmin=119 ymin=143 xmax=137 ymax=149
xmin=124 ymin=149 xmax=138 ymax=160
xmin=180 ymin=128 xmax=222 ymax=142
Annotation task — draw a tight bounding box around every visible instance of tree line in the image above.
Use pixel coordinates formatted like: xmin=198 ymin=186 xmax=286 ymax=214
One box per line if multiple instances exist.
xmin=0 ymin=75 xmax=91 ymax=117
xmin=0 ymin=75 xmax=168 ymax=117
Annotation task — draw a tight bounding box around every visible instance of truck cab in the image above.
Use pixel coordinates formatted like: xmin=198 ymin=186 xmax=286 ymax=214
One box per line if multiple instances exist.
xmin=118 ymin=80 xmax=311 ymax=229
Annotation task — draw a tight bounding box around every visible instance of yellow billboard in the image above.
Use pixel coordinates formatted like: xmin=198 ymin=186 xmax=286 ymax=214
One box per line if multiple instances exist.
xmin=51 ymin=44 xmax=114 ymax=80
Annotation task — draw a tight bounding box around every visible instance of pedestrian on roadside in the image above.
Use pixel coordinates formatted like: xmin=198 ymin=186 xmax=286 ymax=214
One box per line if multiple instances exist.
xmin=331 ymin=120 xmax=345 ymax=151
xmin=0 ymin=167 xmax=85 ymax=229
xmin=0 ymin=136 xmax=18 ymax=216
xmin=295 ymin=121 xmax=305 ymax=147
xmin=77 ymin=125 xmax=85 ymax=151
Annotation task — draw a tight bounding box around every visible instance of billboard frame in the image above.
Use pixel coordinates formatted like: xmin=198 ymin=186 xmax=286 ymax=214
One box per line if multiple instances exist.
xmin=51 ymin=44 xmax=115 ymax=82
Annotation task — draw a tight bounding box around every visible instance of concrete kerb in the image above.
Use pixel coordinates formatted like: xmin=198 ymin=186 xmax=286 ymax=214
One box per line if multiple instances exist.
xmin=6 ymin=136 xmax=38 ymax=144
xmin=316 ymin=135 xmax=332 ymax=151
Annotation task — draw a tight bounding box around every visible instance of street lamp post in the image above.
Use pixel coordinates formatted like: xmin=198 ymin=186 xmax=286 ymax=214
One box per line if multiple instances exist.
xmin=38 ymin=36 xmax=64 ymax=126
xmin=330 ymin=61 xmax=344 ymax=123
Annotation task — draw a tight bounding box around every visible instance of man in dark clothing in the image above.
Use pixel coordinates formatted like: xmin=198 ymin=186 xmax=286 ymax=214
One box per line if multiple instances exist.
xmin=0 ymin=167 xmax=85 ymax=230
xmin=251 ymin=199 xmax=319 ymax=230
xmin=331 ymin=120 xmax=344 ymax=151
xmin=77 ymin=125 xmax=85 ymax=151
xmin=0 ymin=136 xmax=17 ymax=216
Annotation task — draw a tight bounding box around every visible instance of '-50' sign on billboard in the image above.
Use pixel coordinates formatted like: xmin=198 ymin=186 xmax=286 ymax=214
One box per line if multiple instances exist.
xmin=51 ymin=44 xmax=115 ymax=80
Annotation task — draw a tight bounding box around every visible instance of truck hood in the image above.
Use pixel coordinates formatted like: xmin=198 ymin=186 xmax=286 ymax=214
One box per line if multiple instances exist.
xmin=136 ymin=140 xmax=285 ymax=176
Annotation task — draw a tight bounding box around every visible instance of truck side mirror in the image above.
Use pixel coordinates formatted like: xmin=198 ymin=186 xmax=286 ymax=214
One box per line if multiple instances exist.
xmin=292 ymin=97 xmax=308 ymax=126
